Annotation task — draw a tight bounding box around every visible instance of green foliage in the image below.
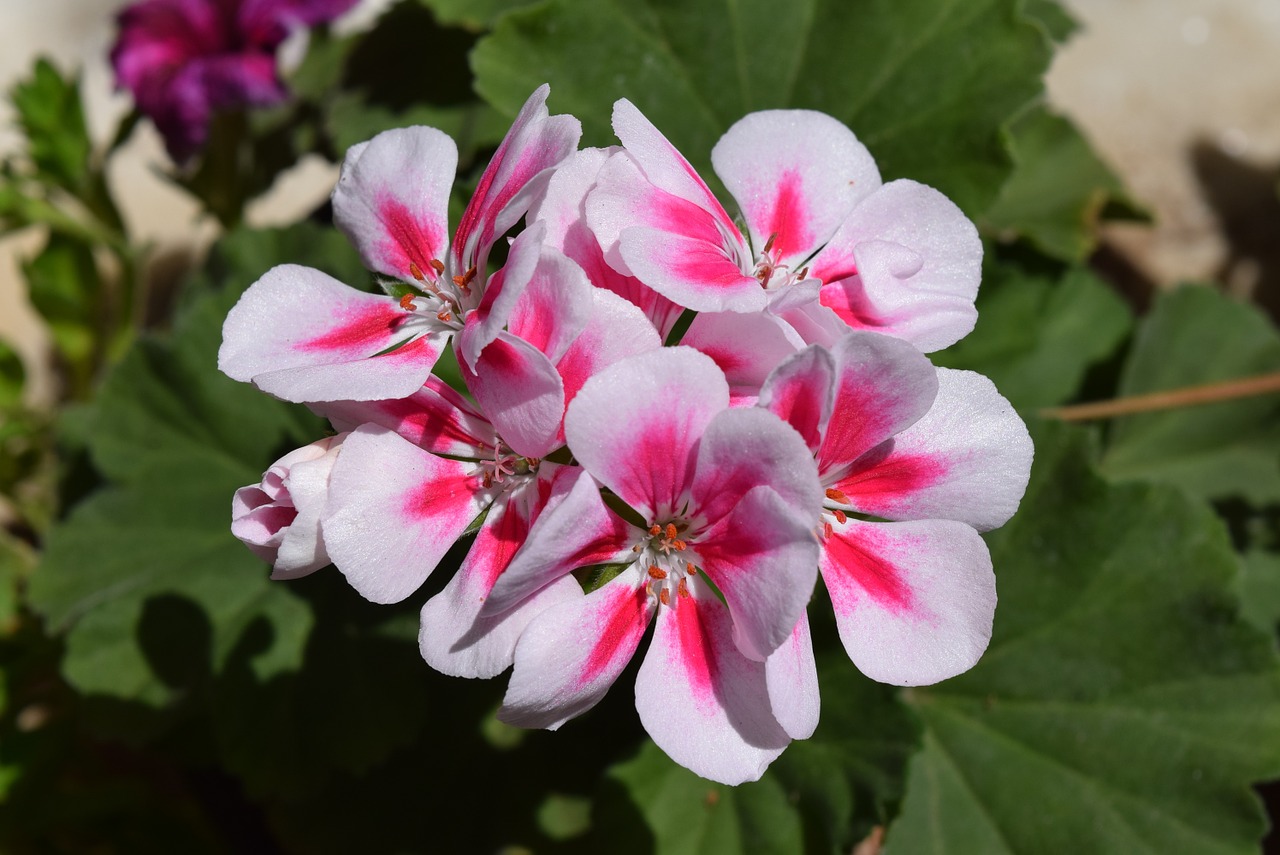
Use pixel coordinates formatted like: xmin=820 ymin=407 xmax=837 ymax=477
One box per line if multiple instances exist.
xmin=935 ymin=260 xmax=1133 ymax=410
xmin=473 ymin=0 xmax=1052 ymax=214
xmin=0 ymin=341 xmax=24 ymax=409
xmin=418 ymin=0 xmax=540 ymax=29
xmin=1101 ymin=286 xmax=1280 ymax=503
xmin=985 ymin=105 xmax=1142 ymax=261
xmin=9 ymin=58 xmax=92 ymax=196
xmin=885 ymin=424 xmax=1280 ymax=854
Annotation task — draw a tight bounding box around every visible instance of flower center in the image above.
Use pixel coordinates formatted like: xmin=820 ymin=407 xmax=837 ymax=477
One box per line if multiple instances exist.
xmin=477 ymin=442 xmax=538 ymax=489
xmin=397 ymin=256 xmax=483 ymax=330
xmin=751 ymin=232 xmax=810 ymax=291
xmin=819 ymin=487 xmax=850 ymax=539
xmin=636 ymin=522 xmax=700 ymax=608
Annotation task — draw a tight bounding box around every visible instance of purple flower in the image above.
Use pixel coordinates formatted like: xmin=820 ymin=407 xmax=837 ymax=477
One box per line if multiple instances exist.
xmin=111 ymin=0 xmax=358 ymax=162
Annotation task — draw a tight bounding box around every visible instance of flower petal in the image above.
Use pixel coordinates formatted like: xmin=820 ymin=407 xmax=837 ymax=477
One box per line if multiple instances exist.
xmin=712 ymin=110 xmax=880 ymax=266
xmin=811 ymin=180 xmax=982 ymax=352
xmin=218 ymin=264 xmax=444 ymax=402
xmin=757 ymin=345 xmax=836 ymax=454
xmin=459 ymin=220 xmax=547 ymax=370
xmin=694 ymin=485 xmax=819 ymax=661
xmin=461 ymin=331 xmax=566 ymax=460
xmin=821 ymin=518 xmax=995 ymax=686
xmin=500 ymin=564 xmax=653 ymax=729
xmin=323 ymin=424 xmax=492 ymax=603
xmin=564 ymin=347 xmax=729 ymax=522
xmin=534 ymin=147 xmax=684 ymax=337
xmin=332 ymin=126 xmax=456 ymax=283
xmin=834 ymin=368 xmax=1033 ymax=530
xmin=505 ymin=242 xmax=595 ymax=366
xmin=419 ymin=478 xmax=581 ymax=678
xmin=765 ymin=614 xmax=819 ymax=739
xmin=484 ymin=466 xmax=635 ymax=616
xmin=635 ymin=574 xmax=790 ymax=785
xmin=554 ymin=288 xmax=663 ymax=415
xmin=453 ymin=84 xmax=581 ymax=272
xmin=682 ymin=311 xmax=803 ymax=406
xmin=312 ymin=375 xmax=497 ymax=458
xmin=816 ymin=332 xmax=939 ymax=477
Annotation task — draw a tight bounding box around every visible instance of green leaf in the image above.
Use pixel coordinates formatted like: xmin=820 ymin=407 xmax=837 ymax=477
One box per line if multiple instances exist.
xmin=0 ymin=340 xmax=24 ymax=408
xmin=9 ymin=58 xmax=91 ymax=194
xmin=473 ymin=0 xmax=1051 ymax=214
xmin=606 ymin=741 xmax=806 ymax=855
xmin=325 ymin=94 xmax=510 ymax=165
xmin=934 ymin=262 xmax=1132 ymax=410
xmin=985 ymin=105 xmax=1139 ymax=261
xmin=418 ymin=0 xmax=540 ymax=28
xmin=1239 ymin=550 xmax=1280 ymax=640
xmin=28 ymin=224 xmax=365 ymax=703
xmin=22 ymin=233 xmax=100 ymax=383
xmin=1100 ymin=286 xmax=1280 ymax=503
xmin=1019 ymin=0 xmax=1078 ymax=43
xmin=884 ymin=424 xmax=1280 ymax=855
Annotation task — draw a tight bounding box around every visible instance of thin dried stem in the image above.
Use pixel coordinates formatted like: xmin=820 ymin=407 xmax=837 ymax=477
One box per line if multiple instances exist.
xmin=1041 ymin=370 xmax=1280 ymax=422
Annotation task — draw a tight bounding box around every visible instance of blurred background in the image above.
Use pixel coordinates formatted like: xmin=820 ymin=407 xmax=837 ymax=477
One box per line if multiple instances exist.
xmin=4 ymin=0 xmax=1280 ymax=406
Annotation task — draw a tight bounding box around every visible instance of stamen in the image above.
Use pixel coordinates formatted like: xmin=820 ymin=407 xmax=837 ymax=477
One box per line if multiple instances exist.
xmin=677 ymin=578 xmax=690 ymax=599
xmin=833 ymin=509 xmax=847 ymax=524
xmin=762 ymin=232 xmax=777 ymax=254
xmin=452 ymin=266 xmax=478 ymax=292
xmin=687 ymin=564 xmax=699 ymax=575
xmin=399 ymin=293 xmax=416 ymax=310
xmin=672 ymin=540 xmax=687 ymax=551
xmin=409 ymin=262 xmax=426 ymax=282
xmin=825 ymin=488 xmax=849 ymax=504
xmin=659 ymin=589 xmax=671 ymax=606
xmin=665 ymin=523 xmax=678 ymax=540
xmin=437 ymin=311 xmax=452 ymax=322
xmin=649 ymin=524 xmax=662 ymax=536
xmin=648 ymin=566 xmax=668 ymax=580
xmin=429 ymin=259 xmax=446 ymax=275
xmin=823 ymin=521 xmax=834 ymax=539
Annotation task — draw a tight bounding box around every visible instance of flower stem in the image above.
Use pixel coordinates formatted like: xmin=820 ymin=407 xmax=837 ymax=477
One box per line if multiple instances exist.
xmin=1041 ymin=371 xmax=1280 ymax=421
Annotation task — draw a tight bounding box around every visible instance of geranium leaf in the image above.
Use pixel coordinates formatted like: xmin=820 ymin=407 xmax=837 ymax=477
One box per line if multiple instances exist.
xmin=1100 ymin=286 xmax=1280 ymax=503
xmin=884 ymin=424 xmax=1280 ymax=854
xmin=472 ymin=0 xmax=1052 ymax=214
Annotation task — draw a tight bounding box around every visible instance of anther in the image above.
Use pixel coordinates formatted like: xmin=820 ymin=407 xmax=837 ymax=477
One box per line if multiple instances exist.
xmin=429 ymin=259 xmax=445 ymax=275
xmin=437 ymin=310 xmax=452 ymax=322
xmin=399 ymin=293 xmax=416 ymax=310
xmin=648 ymin=566 xmax=668 ymax=580
xmin=825 ymin=488 xmax=849 ymax=504
xmin=823 ymin=522 xmax=833 ymax=539
xmin=677 ymin=578 xmax=690 ymax=599
xmin=665 ymin=523 xmax=678 ymax=539
xmin=659 ymin=589 xmax=671 ymax=606
xmin=673 ymin=540 xmax=687 ymax=551
xmin=452 ymin=266 xmax=477 ymax=292
xmin=687 ymin=564 xmax=699 ymax=575
xmin=649 ymin=524 xmax=662 ymax=536
xmin=833 ymin=509 xmax=847 ymax=524
xmin=409 ymin=262 xmax=426 ymax=282
xmin=762 ymin=232 xmax=777 ymax=254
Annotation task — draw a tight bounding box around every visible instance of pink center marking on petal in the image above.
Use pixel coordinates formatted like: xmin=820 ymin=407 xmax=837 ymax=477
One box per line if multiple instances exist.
xmin=675 ymin=596 xmax=719 ymax=711
xmin=757 ymin=170 xmax=811 ymax=261
xmin=669 ymin=243 xmax=751 ymax=291
xmin=298 ymin=303 xmax=405 ymax=353
xmin=403 ymin=473 xmax=475 ymax=524
xmin=579 ymin=583 xmax=649 ymax=685
xmin=823 ymin=528 xmax=914 ymax=612
xmin=836 ymin=453 xmax=948 ymax=506
xmin=474 ymin=501 xmax=532 ymax=591
xmin=378 ymin=197 xmax=444 ymax=278
xmin=818 ymin=280 xmax=892 ymax=332
xmin=371 ymin=397 xmax=488 ymax=454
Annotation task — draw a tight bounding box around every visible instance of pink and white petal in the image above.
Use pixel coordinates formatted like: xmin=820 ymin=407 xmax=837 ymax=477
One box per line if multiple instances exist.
xmin=419 ymin=486 xmax=582 ymax=678
xmin=777 ymin=300 xmax=850 ymax=349
xmin=554 ymin=288 xmax=662 ymax=415
xmin=816 ymin=332 xmax=939 ymax=477
xmin=712 ymin=110 xmax=880 ymax=267
xmin=618 ymin=226 xmax=766 ymax=314
xmin=810 ymin=180 xmax=982 ymax=352
xmin=694 ymin=485 xmax=819 ymax=661
xmin=272 ymin=437 xmax=344 ymax=579
xmin=757 ymin=345 xmax=836 ymax=453
xmin=332 ymin=126 xmax=456 ymax=282
xmin=611 ymin=99 xmax=739 ymax=238
xmin=453 ymin=85 xmax=581 ymax=272
xmin=763 ymin=278 xmax=824 ymax=315
xmin=691 ymin=407 xmax=822 ymax=528
xmin=531 ymin=147 xmax=686 ymax=338
xmin=323 ymin=425 xmax=492 ymax=603
xmin=635 ymin=574 xmax=791 ymax=785
xmin=565 ymin=347 xmax=729 ymax=521
xmin=461 ymin=331 xmax=566 ymax=460
xmin=506 ymin=244 xmax=595 ymax=365
xmin=833 ymin=368 xmax=1032 ymax=530
xmin=765 ymin=614 xmax=819 ymax=739
xmin=500 ymin=565 xmax=654 ymax=730
xmin=460 ymin=221 xmax=546 ymax=370
xmin=484 ymin=467 xmax=636 ymax=616
xmin=821 ymin=518 xmax=995 ymax=686
xmin=218 ymin=264 xmax=445 ymax=402
xmin=312 ymin=375 xmax=497 ymax=458
xmin=683 ymin=311 xmax=803 ymax=405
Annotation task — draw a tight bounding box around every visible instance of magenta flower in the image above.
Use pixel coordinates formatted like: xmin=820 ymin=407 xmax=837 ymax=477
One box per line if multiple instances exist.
xmin=481 ymin=348 xmax=823 ymax=784
xmin=112 ymin=0 xmax=358 ymax=162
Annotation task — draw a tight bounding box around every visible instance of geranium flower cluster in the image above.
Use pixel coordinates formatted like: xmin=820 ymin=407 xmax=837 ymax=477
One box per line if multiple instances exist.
xmin=220 ymin=86 xmax=1033 ymax=785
